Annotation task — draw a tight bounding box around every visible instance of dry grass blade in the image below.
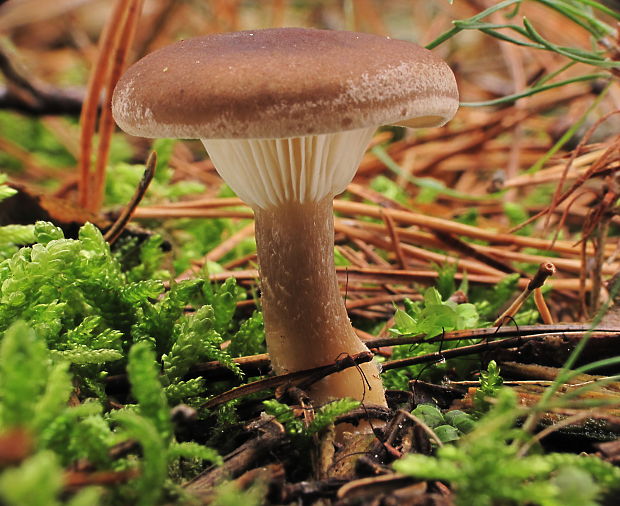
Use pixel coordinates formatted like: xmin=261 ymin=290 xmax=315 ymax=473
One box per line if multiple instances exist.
xmin=78 ymin=0 xmax=144 ymax=212
xmin=78 ymin=0 xmax=127 ymax=209
xmin=380 ymin=209 xmax=408 ymax=269
xmin=509 ymin=133 xmax=620 ymax=237
xmin=90 ymin=0 xmax=144 ymax=213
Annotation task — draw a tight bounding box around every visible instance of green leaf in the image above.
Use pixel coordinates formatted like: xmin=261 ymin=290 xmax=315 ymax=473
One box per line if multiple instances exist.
xmin=66 ymin=487 xmax=102 ymax=506
xmin=164 ymin=377 xmax=206 ymax=402
xmin=475 ymin=360 xmax=504 ymax=413
xmin=393 ymin=452 xmax=461 ymax=482
xmin=227 ymin=310 xmax=265 ymax=357
xmin=411 ymin=404 xmax=445 ymax=428
xmin=455 ymin=304 xmax=479 ymax=329
xmin=434 ymin=424 xmax=461 ymax=443
xmin=0 ymin=225 xmax=35 ymax=246
xmin=33 ymin=221 xmax=64 ymax=245
xmin=424 ymin=287 xmax=443 ymax=306
xmin=32 ymin=361 xmax=73 ymax=433
xmin=394 ymin=389 xmax=620 ymax=506
xmin=204 ymin=277 xmax=244 ymax=334
xmin=162 ymin=304 xmax=240 ymax=383
xmin=444 ymin=410 xmax=476 ymax=434
xmin=392 ymin=308 xmax=418 ymax=335
xmin=50 ymin=347 xmax=123 ymax=365
xmin=68 ymin=415 xmax=114 ymax=467
xmin=262 ymin=399 xmax=304 ymax=436
xmin=37 ymin=402 xmax=103 ymax=461
xmin=416 ymin=304 xmax=457 ymax=338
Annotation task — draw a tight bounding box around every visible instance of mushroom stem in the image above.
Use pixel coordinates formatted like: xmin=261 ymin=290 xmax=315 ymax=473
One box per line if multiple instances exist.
xmin=254 ymin=196 xmax=387 ymax=408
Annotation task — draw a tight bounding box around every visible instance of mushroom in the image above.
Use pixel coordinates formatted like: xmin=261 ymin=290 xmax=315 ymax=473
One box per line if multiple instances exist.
xmin=112 ymin=27 xmax=458 ymax=413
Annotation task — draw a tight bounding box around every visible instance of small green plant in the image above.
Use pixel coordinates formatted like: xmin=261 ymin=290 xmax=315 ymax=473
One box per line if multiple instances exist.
xmin=395 ymin=389 xmax=620 ymax=506
xmin=383 ymin=287 xmax=480 ymax=389
xmin=411 ymin=404 xmax=476 ymax=443
xmin=0 ymin=451 xmax=102 ymax=506
xmin=390 ymin=287 xmax=479 ymax=339
xmin=0 ymin=174 xmax=36 ymax=260
xmin=0 ymin=321 xmax=222 ymax=505
xmin=0 ymin=220 xmax=260 ymax=504
xmin=111 ymin=342 xmax=221 ymax=506
xmin=0 ymin=321 xmax=104 ymax=504
xmin=0 ymin=220 xmax=258 ymax=404
xmin=474 ymin=360 xmax=504 ymax=414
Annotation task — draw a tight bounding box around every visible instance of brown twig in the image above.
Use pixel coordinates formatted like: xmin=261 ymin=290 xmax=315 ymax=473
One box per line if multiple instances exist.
xmin=380 ymin=209 xmax=408 ymax=269
xmin=64 ymin=469 xmax=139 ymax=491
xmin=0 ymin=86 xmax=84 ymax=115
xmin=382 ymin=334 xmax=545 ymax=371
xmin=103 ymin=152 xmax=156 ymax=245
xmin=103 ymin=325 xmax=620 ymax=394
xmin=510 ymin=132 xmax=620 ymax=236
xmin=201 ymin=351 xmax=374 ymax=409
xmin=203 ymin=222 xmax=255 ymax=263
xmin=545 ymin=111 xmax=620 ymax=234
xmin=200 ymin=265 xmax=589 ymax=292
xmin=132 ymin=195 xmax=616 ymax=258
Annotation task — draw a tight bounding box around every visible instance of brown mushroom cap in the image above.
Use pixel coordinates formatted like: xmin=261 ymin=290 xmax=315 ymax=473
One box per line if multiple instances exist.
xmin=112 ymin=27 xmax=458 ymax=139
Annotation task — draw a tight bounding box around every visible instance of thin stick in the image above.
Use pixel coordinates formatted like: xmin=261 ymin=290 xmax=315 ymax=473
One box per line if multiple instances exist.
xmin=504 ymin=148 xmax=609 ymax=188
xmin=333 ymin=201 xmax=603 ymax=257
xmin=133 ymin=208 xmax=254 ymax=219
xmin=202 ymin=265 xmax=590 ymax=292
xmin=201 ymin=351 xmax=373 ymax=409
xmin=398 ymin=410 xmax=444 ymax=447
xmin=203 ymin=222 xmax=255 ymax=263
xmin=103 ymin=326 xmax=620 ymax=393
xmin=382 ymin=334 xmax=545 ymax=371
xmin=135 ymin=197 xmax=610 ymax=256
xmin=104 ymin=152 xmax=156 ymax=245
xmin=380 ymin=209 xmax=408 ymax=269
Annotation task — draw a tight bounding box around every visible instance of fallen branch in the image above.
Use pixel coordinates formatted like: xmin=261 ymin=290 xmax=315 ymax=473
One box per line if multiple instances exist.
xmin=103 ymin=325 xmax=620 ymax=394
